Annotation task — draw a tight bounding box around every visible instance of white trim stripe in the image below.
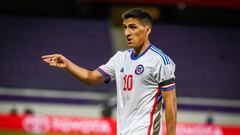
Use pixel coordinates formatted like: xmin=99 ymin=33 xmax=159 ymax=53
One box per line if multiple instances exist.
xmin=1 ymin=87 xmax=240 ymax=108
xmin=161 ymin=83 xmax=176 ymax=88
xmin=178 ymin=97 xmax=240 ymax=108
xmin=0 ymin=87 xmax=109 ymax=101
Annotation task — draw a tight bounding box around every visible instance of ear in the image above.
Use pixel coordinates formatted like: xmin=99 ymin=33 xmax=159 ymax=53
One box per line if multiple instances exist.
xmin=145 ymin=26 xmax=151 ymax=36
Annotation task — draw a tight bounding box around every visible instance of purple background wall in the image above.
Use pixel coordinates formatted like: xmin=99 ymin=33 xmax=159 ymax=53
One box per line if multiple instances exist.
xmin=0 ymin=15 xmax=240 ymax=99
xmin=151 ymin=24 xmax=240 ymax=99
xmin=0 ymin=15 xmax=115 ymax=92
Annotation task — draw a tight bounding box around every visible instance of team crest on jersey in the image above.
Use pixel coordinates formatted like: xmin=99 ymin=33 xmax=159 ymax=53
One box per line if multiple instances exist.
xmin=135 ymin=64 xmax=144 ymax=75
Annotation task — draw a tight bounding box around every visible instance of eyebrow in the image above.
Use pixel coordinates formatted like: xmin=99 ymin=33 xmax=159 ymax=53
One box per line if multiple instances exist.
xmin=123 ymin=23 xmax=137 ymax=27
xmin=128 ymin=24 xmax=137 ymax=26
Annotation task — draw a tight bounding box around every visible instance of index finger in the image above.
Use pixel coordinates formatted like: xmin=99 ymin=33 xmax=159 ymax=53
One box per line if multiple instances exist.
xmin=41 ymin=54 xmax=55 ymax=59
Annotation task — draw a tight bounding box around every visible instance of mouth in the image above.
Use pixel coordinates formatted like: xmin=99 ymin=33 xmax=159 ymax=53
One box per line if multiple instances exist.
xmin=127 ymin=38 xmax=132 ymax=43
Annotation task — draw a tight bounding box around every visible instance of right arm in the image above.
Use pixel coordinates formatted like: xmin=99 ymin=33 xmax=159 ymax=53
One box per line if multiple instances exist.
xmin=41 ymin=54 xmax=106 ymax=85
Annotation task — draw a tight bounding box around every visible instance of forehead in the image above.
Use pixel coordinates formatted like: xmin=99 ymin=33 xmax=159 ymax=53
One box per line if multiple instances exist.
xmin=123 ymin=18 xmax=144 ymax=26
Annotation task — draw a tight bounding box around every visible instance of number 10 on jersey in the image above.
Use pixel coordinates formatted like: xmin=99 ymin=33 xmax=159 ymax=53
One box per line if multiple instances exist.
xmin=123 ymin=74 xmax=133 ymax=91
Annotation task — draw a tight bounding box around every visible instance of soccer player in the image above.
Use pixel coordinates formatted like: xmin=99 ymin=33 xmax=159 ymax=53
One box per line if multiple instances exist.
xmin=42 ymin=8 xmax=177 ymax=135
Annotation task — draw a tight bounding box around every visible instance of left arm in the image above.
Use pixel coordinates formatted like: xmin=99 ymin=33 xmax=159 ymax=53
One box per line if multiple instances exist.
xmin=162 ymin=88 xmax=177 ymax=135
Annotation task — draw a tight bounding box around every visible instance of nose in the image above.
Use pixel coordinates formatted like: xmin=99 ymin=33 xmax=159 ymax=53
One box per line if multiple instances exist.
xmin=124 ymin=28 xmax=131 ymax=37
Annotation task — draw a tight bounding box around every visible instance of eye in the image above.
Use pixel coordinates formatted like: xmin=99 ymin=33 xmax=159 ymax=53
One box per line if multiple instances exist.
xmin=123 ymin=25 xmax=127 ymax=29
xmin=129 ymin=25 xmax=137 ymax=30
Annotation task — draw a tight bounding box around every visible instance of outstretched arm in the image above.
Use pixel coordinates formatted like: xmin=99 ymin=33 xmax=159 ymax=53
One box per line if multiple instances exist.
xmin=162 ymin=88 xmax=177 ymax=135
xmin=41 ymin=54 xmax=106 ymax=85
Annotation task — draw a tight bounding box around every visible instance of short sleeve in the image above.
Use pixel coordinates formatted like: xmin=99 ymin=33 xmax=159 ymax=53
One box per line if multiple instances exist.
xmin=153 ymin=57 xmax=176 ymax=91
xmin=97 ymin=52 xmax=119 ymax=83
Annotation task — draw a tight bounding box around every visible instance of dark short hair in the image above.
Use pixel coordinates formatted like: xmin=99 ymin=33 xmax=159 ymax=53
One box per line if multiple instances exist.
xmin=122 ymin=8 xmax=153 ymax=26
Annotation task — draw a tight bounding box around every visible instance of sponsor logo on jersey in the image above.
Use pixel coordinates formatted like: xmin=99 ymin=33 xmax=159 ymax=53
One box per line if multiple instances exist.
xmin=135 ymin=64 xmax=144 ymax=75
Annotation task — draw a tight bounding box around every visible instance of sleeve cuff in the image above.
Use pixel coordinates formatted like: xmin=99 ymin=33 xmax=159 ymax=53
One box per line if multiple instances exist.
xmin=160 ymin=85 xmax=176 ymax=91
xmin=97 ymin=68 xmax=111 ymax=84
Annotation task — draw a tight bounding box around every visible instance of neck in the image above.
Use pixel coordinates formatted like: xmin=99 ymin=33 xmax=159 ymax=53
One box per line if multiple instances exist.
xmin=134 ymin=40 xmax=150 ymax=57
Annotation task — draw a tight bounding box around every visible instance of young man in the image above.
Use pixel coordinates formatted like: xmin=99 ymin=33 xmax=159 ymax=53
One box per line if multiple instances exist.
xmin=42 ymin=8 xmax=177 ymax=135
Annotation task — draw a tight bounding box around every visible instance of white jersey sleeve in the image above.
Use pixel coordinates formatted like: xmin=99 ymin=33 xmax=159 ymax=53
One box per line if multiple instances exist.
xmin=97 ymin=52 xmax=119 ymax=83
xmin=152 ymin=56 xmax=176 ymax=91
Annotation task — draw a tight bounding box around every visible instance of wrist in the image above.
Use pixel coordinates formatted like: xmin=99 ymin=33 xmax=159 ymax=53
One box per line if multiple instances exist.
xmin=64 ymin=58 xmax=72 ymax=70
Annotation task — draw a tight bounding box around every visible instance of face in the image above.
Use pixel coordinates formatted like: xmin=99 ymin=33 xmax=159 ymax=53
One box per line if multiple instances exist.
xmin=123 ymin=18 xmax=150 ymax=48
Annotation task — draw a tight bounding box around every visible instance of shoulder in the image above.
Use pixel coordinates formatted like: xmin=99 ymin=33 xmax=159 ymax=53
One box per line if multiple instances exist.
xmin=115 ymin=48 xmax=133 ymax=56
xmin=110 ymin=48 xmax=132 ymax=60
xmin=148 ymin=44 xmax=171 ymax=65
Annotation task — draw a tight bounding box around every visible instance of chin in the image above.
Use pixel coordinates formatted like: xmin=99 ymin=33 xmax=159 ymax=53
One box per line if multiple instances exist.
xmin=127 ymin=43 xmax=136 ymax=48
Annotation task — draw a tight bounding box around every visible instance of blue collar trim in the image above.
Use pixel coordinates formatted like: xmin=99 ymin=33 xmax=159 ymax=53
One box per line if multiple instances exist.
xmin=130 ymin=44 xmax=152 ymax=60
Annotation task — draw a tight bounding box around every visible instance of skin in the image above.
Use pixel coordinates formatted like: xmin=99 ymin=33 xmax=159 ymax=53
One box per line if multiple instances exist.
xmin=123 ymin=18 xmax=151 ymax=56
xmin=163 ymin=89 xmax=177 ymax=135
xmin=42 ymin=17 xmax=177 ymax=135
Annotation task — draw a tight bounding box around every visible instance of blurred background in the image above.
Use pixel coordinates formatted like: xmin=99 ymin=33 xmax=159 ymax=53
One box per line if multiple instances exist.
xmin=0 ymin=0 xmax=240 ymax=134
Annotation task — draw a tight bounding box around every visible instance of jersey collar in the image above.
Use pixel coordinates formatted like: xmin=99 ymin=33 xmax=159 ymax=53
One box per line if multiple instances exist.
xmin=130 ymin=43 xmax=152 ymax=60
